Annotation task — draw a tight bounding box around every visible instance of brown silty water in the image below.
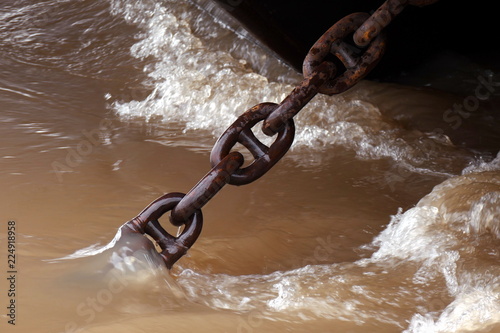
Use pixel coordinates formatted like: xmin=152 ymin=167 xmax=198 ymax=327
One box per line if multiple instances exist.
xmin=0 ymin=0 xmax=499 ymax=332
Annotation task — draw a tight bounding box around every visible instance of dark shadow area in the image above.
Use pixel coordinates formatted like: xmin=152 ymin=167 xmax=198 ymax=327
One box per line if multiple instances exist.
xmin=210 ymin=0 xmax=499 ymax=83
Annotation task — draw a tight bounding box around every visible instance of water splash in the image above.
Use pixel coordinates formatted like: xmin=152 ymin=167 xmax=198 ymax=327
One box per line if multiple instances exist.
xmin=107 ymin=0 xmax=478 ymax=176
xmin=51 ymin=226 xmax=186 ymax=299
xmin=168 ymin=167 xmax=500 ymax=332
xmin=371 ymin=168 xmax=500 ymax=332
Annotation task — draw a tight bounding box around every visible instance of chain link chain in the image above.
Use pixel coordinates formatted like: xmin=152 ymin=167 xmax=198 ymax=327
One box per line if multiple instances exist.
xmin=123 ymin=0 xmax=439 ymax=269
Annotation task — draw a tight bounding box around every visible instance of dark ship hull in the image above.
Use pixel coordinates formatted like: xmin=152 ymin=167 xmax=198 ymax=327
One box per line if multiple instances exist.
xmin=203 ymin=0 xmax=499 ymax=81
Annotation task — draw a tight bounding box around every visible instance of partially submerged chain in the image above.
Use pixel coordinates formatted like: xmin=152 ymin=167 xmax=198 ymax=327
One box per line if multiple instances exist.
xmin=123 ymin=0 xmax=439 ymax=269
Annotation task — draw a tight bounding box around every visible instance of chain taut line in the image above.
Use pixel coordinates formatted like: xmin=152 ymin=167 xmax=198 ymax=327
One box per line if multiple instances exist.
xmin=122 ymin=0 xmax=439 ymax=269
xmin=170 ymin=152 xmax=244 ymax=224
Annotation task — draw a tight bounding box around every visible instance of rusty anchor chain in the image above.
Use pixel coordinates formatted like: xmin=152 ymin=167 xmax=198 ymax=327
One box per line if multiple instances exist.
xmin=122 ymin=0 xmax=439 ymax=269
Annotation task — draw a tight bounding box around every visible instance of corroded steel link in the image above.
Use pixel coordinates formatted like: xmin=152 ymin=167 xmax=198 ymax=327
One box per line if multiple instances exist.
xmin=261 ymin=61 xmax=336 ymax=136
xmin=239 ymin=128 xmax=269 ymax=158
xmin=353 ymin=0 xmax=408 ymax=47
xmin=211 ymin=102 xmax=295 ymax=185
xmin=170 ymin=152 xmax=244 ymax=225
xmin=353 ymin=0 xmax=439 ymax=47
xmin=124 ymin=192 xmax=203 ymax=269
xmin=303 ymin=13 xmax=387 ymax=95
xmin=124 ymin=0 xmax=440 ymax=269
xmin=332 ymin=41 xmax=360 ymax=68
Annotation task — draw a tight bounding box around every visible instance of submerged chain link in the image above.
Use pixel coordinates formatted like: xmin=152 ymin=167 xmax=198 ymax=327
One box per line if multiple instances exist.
xmin=123 ymin=0 xmax=439 ymax=269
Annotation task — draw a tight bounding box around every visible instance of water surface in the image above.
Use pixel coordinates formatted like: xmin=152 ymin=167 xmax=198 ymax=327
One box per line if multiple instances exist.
xmin=0 ymin=0 xmax=499 ymax=332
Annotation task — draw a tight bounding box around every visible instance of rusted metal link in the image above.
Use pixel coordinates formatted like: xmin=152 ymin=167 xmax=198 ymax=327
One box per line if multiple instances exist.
xmin=123 ymin=0 xmax=440 ymax=269
xmin=353 ymin=0 xmax=408 ymax=47
xmin=125 ymin=192 xmax=203 ymax=269
xmin=170 ymin=152 xmax=244 ymax=225
xmin=211 ymin=102 xmax=295 ymax=185
xmin=303 ymin=12 xmax=387 ymax=95
xmin=262 ymin=61 xmax=336 ymax=136
xmin=353 ymin=0 xmax=438 ymax=47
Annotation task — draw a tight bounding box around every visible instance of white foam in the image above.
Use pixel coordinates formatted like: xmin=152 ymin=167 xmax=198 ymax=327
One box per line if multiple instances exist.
xmin=370 ymin=171 xmax=500 ymax=332
xmin=107 ymin=0 xmax=476 ymax=175
xmin=405 ymin=280 xmax=500 ymax=333
xmin=105 ymin=1 xmax=500 ymax=330
xmin=463 ymin=151 xmax=500 ymax=175
xmin=173 ymin=170 xmax=500 ymax=331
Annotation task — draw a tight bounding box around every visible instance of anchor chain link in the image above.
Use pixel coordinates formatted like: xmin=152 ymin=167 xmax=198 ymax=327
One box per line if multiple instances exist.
xmin=123 ymin=0 xmax=439 ymax=269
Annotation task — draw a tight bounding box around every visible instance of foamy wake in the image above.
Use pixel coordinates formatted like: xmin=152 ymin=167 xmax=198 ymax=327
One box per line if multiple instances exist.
xmin=107 ymin=0 xmax=479 ymax=176
xmin=390 ymin=157 xmax=500 ymax=332
xmin=173 ymin=157 xmax=500 ymax=332
xmin=105 ymin=0 xmax=499 ymax=330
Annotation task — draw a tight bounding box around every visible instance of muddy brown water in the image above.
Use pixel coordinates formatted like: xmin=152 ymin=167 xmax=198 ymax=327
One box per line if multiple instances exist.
xmin=0 ymin=0 xmax=499 ymax=332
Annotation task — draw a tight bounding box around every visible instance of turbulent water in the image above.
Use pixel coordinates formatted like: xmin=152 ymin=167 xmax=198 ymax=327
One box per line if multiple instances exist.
xmin=0 ymin=0 xmax=499 ymax=332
